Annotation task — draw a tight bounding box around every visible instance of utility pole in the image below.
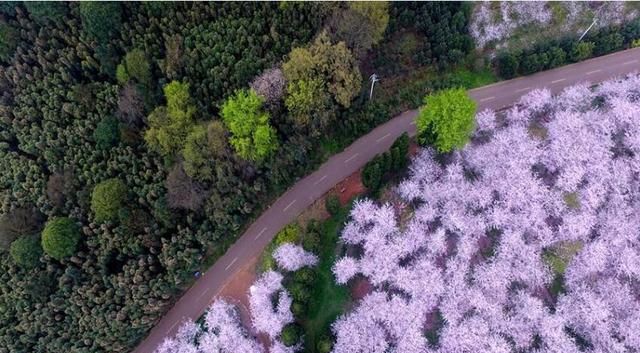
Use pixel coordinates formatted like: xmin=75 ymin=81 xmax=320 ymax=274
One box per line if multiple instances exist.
xmin=369 ymin=73 xmax=380 ymax=100
xmin=579 ymin=4 xmax=604 ymax=42
xmin=578 ymin=17 xmax=597 ymax=42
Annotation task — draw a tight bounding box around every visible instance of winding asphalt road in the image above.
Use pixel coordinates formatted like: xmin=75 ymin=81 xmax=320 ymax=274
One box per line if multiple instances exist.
xmin=134 ymin=47 xmax=640 ymax=353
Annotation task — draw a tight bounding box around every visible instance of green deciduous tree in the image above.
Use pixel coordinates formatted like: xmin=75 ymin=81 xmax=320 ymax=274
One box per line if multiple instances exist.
xmin=330 ymin=2 xmax=389 ymax=57
xmin=417 ymin=88 xmax=476 ymax=152
xmin=182 ymin=124 xmax=212 ymax=180
xmin=285 ymin=78 xmax=332 ymax=134
xmin=283 ymin=32 xmax=361 ymax=132
xmin=41 ymin=217 xmax=80 ymax=260
xmin=91 ymin=178 xmax=127 ymax=222
xmin=145 ymin=81 xmax=196 ymax=157
xmin=351 ymin=2 xmax=390 ymax=44
xmin=10 ymin=235 xmax=42 ymax=268
xmin=284 ymin=32 xmax=361 ymax=108
xmin=118 ymin=49 xmax=151 ymax=85
xmin=221 ymin=89 xmax=278 ymax=162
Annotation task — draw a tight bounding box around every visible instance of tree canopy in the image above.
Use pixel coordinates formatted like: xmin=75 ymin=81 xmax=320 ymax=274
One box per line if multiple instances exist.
xmin=221 ymin=89 xmax=278 ymax=162
xmin=41 ymin=217 xmax=80 ymax=260
xmin=416 ymin=88 xmax=477 ymax=152
xmin=283 ymin=32 xmax=361 ymax=134
xmin=10 ymin=235 xmax=42 ymax=268
xmin=144 ymin=81 xmax=197 ymax=156
xmin=90 ymin=178 xmax=128 ymax=223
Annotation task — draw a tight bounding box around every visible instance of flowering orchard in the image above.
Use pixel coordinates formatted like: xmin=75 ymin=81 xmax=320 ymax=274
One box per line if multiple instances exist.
xmin=155 ymin=74 xmax=640 ymax=353
xmin=154 ymin=270 xmax=297 ymax=353
xmin=332 ymin=74 xmax=640 ymax=353
xmin=154 ymin=247 xmax=314 ymax=352
xmin=470 ymin=2 xmax=637 ymax=50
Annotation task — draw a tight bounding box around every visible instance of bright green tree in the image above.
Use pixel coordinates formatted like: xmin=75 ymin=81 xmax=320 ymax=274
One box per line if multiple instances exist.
xmin=221 ymin=89 xmax=278 ymax=162
xmin=145 ymin=81 xmax=196 ymax=156
xmin=91 ymin=178 xmax=127 ymax=222
xmin=417 ymin=88 xmax=477 ymax=152
xmin=41 ymin=217 xmax=80 ymax=260
xmin=10 ymin=235 xmax=42 ymax=268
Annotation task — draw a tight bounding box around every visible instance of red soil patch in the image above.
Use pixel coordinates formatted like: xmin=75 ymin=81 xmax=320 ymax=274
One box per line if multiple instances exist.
xmin=409 ymin=140 xmax=420 ymax=157
xmin=215 ymin=256 xmax=271 ymax=349
xmin=333 ymin=169 xmax=366 ymax=205
xmin=351 ymin=277 xmax=373 ymax=300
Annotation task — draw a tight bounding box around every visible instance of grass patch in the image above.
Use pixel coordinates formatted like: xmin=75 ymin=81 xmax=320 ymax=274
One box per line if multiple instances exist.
xmin=302 ymin=205 xmax=352 ymax=353
xmin=543 ymin=240 xmax=583 ymax=297
xmin=563 ymin=192 xmax=581 ymax=210
xmin=528 ymin=121 xmax=549 ymax=140
xmin=446 ymin=67 xmax=498 ymax=89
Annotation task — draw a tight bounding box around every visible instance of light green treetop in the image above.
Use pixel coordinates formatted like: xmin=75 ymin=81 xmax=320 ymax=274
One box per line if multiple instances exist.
xmin=221 ymin=89 xmax=278 ymax=162
xmin=417 ymin=88 xmax=477 ymax=152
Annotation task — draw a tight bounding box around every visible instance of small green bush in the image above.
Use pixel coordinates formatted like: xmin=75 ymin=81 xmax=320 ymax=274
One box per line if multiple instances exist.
xmin=280 ymin=323 xmax=302 ymax=347
xmin=325 ymin=195 xmax=341 ymax=216
xmin=91 ymin=178 xmax=127 ymax=222
xmin=41 ymin=217 xmax=80 ymax=260
xmin=316 ymin=336 xmax=333 ymax=353
xmin=10 ymin=235 xmax=42 ymax=268
xmin=275 ymin=224 xmax=300 ymax=245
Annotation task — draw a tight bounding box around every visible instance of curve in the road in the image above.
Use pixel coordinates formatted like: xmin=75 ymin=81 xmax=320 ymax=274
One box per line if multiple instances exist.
xmin=134 ymin=46 xmax=640 ymax=353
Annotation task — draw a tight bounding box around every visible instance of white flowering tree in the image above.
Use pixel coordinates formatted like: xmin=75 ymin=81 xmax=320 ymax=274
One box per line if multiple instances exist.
xmin=273 ymin=243 xmax=318 ymax=271
xmin=248 ymin=271 xmax=294 ymax=339
xmin=155 ymin=299 xmax=262 ymax=353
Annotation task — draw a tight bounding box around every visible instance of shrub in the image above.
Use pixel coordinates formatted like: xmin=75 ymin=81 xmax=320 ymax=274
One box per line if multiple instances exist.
xmin=41 ymin=217 xmax=80 ymax=260
xmin=317 ymin=336 xmax=333 ymax=353
xmin=325 ymin=194 xmax=341 ymax=216
xmin=570 ymin=41 xmax=595 ymax=62
xmin=275 ymin=224 xmax=300 ymax=245
xmin=293 ymin=267 xmax=316 ymax=285
xmin=416 ymin=88 xmax=476 ymax=152
xmin=497 ymin=52 xmax=518 ymax=79
xmin=90 ymin=179 xmax=127 ymax=222
xmin=362 ymin=161 xmax=382 ymax=191
xmin=10 ymin=235 xmax=42 ymax=268
xmin=93 ymin=116 xmax=120 ymax=150
xmin=280 ymin=323 xmax=302 ymax=347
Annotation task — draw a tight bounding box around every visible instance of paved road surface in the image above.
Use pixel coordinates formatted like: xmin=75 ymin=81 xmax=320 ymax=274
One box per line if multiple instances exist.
xmin=134 ymin=47 xmax=640 ymax=353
